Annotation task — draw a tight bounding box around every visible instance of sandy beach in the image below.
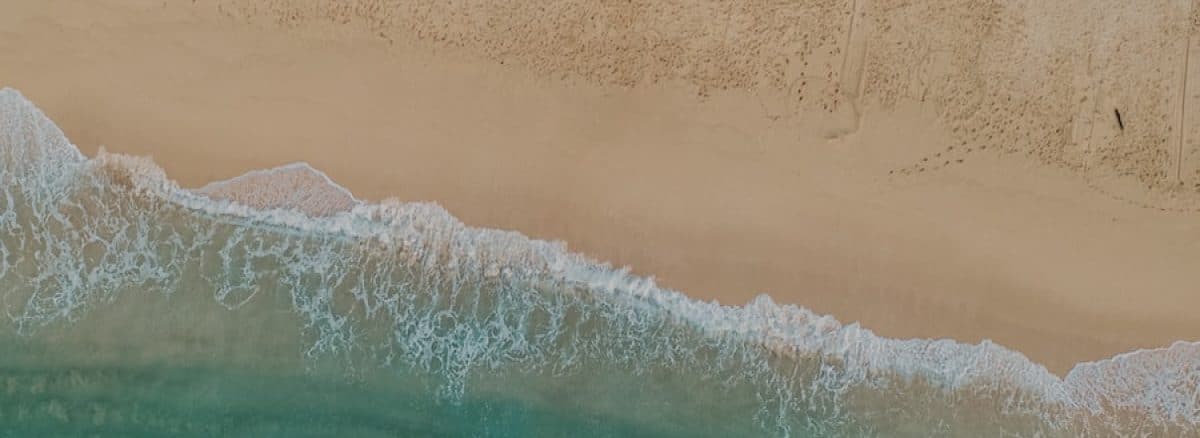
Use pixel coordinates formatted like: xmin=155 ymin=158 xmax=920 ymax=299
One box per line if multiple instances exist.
xmin=3 ymin=0 xmax=1199 ymax=377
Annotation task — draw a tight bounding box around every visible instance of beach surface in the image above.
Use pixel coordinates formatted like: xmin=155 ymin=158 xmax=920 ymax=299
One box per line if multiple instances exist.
xmin=3 ymin=0 xmax=1199 ymax=376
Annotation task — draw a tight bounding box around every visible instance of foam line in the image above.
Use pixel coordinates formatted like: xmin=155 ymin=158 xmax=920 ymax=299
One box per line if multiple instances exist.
xmin=194 ymin=161 xmax=361 ymax=216
xmin=0 ymin=87 xmax=1196 ymax=435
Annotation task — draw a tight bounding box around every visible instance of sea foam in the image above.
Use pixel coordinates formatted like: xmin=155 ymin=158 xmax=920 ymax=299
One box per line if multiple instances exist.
xmin=195 ymin=162 xmax=360 ymax=216
xmin=0 ymin=87 xmax=1196 ymax=436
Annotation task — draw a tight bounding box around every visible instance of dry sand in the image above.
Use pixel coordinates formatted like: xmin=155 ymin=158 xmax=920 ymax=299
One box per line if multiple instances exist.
xmin=3 ymin=0 xmax=1200 ymax=374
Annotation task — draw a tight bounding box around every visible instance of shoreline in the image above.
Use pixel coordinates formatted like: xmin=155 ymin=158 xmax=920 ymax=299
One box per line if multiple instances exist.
xmin=3 ymin=1 xmax=1200 ymax=375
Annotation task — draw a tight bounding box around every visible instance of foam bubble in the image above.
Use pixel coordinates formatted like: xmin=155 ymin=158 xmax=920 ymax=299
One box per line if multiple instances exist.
xmin=1 ymin=87 xmax=1197 ymax=435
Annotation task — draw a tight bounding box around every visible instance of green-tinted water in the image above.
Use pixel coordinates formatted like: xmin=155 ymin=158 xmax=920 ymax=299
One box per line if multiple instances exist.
xmin=1 ymin=87 xmax=1197 ymax=437
xmin=0 ymin=286 xmax=767 ymax=438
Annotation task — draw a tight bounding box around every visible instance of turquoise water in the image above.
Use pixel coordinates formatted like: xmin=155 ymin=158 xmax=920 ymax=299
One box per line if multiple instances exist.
xmin=0 ymin=87 xmax=1198 ymax=437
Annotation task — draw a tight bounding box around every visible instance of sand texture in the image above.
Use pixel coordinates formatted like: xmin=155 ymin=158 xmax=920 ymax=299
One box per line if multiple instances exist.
xmin=196 ymin=163 xmax=360 ymax=216
xmin=2 ymin=0 xmax=1200 ymax=375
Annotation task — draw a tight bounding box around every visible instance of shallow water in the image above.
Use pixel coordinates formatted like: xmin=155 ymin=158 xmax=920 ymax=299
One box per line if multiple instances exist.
xmin=0 ymin=88 xmax=1197 ymax=437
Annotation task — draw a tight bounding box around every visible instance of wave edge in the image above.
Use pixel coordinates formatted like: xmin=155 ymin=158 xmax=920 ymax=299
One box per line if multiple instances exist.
xmin=1 ymin=86 xmax=1196 ymax=433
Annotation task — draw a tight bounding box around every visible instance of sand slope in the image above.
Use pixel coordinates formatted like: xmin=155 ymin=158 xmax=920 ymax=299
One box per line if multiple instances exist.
xmin=2 ymin=0 xmax=1199 ymax=374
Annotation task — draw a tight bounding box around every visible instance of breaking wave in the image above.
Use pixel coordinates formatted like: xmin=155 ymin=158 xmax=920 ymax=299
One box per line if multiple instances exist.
xmin=0 ymin=87 xmax=1197 ymax=436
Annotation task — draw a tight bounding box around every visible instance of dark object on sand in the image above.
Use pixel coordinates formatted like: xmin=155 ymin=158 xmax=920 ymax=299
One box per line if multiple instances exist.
xmin=1114 ymin=108 xmax=1124 ymax=131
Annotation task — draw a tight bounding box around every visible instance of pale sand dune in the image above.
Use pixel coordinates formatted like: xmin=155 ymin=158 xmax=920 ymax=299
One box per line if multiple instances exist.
xmin=2 ymin=0 xmax=1199 ymax=375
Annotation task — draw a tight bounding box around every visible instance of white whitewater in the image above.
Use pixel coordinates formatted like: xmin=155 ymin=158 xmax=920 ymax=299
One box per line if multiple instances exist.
xmin=0 ymin=87 xmax=1197 ymax=436
xmin=195 ymin=162 xmax=360 ymax=217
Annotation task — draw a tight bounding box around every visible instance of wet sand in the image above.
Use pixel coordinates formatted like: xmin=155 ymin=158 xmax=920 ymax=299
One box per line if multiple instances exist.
xmin=3 ymin=0 xmax=1200 ymax=374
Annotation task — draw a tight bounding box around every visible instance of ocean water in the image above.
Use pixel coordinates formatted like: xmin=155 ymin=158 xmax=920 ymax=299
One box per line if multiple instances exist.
xmin=0 ymin=87 xmax=1197 ymax=437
